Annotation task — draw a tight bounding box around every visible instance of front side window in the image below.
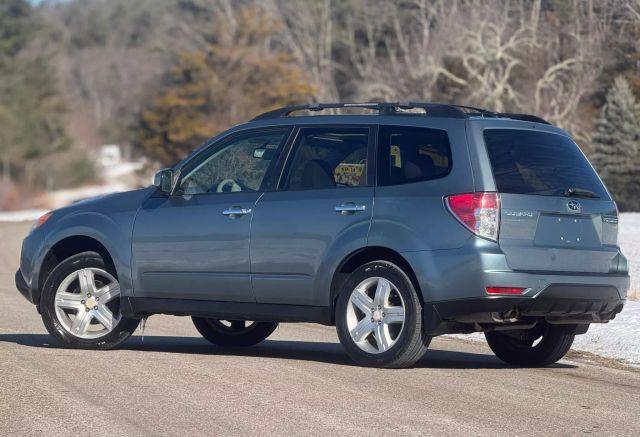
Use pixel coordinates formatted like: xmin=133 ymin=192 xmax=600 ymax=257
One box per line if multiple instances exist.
xmin=176 ymin=129 xmax=288 ymax=195
xmin=378 ymin=125 xmax=452 ymax=186
xmin=282 ymin=127 xmax=370 ymax=190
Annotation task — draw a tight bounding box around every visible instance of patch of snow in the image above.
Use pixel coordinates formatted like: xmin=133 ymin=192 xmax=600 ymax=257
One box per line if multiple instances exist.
xmin=0 ymin=209 xmax=48 ymax=222
xmin=449 ymin=301 xmax=640 ymax=366
xmin=103 ymin=161 xmax=145 ymax=179
xmin=46 ymin=182 xmax=129 ymax=209
xmin=619 ymin=213 xmax=639 ymax=300
xmin=572 ymin=299 xmax=640 ymax=365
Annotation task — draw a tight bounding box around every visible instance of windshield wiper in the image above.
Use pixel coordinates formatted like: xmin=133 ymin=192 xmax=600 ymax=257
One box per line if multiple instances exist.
xmin=563 ymin=187 xmax=600 ymax=199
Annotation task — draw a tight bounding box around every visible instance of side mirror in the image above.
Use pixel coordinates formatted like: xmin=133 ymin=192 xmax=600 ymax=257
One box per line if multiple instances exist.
xmin=153 ymin=168 xmax=174 ymax=194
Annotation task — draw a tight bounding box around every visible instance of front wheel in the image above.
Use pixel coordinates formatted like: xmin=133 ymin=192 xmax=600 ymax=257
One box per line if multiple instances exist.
xmin=192 ymin=318 xmax=278 ymax=347
xmin=485 ymin=324 xmax=575 ymax=366
xmin=335 ymin=261 xmax=430 ymax=368
xmin=40 ymin=251 xmax=140 ymax=349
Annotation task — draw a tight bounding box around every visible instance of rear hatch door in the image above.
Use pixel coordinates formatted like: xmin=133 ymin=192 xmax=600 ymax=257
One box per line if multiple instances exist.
xmin=483 ymin=128 xmax=619 ymax=273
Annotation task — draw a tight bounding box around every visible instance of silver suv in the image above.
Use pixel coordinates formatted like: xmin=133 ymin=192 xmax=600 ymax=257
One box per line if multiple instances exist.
xmin=16 ymin=102 xmax=629 ymax=368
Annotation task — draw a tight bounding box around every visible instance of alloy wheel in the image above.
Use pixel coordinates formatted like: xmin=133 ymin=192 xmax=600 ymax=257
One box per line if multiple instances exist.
xmin=346 ymin=277 xmax=405 ymax=354
xmin=54 ymin=268 xmax=122 ymax=339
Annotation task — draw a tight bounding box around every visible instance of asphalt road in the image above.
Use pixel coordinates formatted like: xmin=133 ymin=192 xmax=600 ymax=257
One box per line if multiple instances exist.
xmin=1 ymin=221 xmax=639 ymax=436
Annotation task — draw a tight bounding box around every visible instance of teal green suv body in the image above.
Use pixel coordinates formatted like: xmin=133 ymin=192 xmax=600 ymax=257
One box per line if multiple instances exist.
xmin=15 ymin=103 xmax=629 ymax=368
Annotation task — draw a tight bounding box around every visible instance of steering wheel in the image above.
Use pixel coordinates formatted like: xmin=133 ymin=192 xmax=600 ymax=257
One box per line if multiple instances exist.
xmin=216 ymin=178 xmax=242 ymax=193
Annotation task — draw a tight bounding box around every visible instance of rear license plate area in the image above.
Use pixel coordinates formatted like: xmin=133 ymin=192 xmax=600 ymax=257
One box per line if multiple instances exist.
xmin=533 ymin=214 xmax=600 ymax=248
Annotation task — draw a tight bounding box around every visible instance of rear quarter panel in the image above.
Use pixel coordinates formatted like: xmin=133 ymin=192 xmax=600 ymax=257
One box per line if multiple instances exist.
xmin=368 ymin=118 xmax=475 ymax=252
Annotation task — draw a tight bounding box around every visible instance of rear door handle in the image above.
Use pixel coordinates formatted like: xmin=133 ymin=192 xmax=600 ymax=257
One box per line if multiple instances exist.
xmin=335 ymin=202 xmax=366 ymax=215
xmin=222 ymin=206 xmax=252 ymax=218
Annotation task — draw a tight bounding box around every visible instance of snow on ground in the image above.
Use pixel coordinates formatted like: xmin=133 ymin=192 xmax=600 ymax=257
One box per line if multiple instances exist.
xmin=572 ymin=299 xmax=640 ymax=365
xmin=450 ymin=300 xmax=640 ymax=366
xmin=46 ymin=182 xmax=129 ymax=209
xmin=0 ymin=209 xmax=48 ymax=222
xmin=103 ymin=160 xmax=145 ymax=179
xmin=619 ymin=213 xmax=640 ymax=300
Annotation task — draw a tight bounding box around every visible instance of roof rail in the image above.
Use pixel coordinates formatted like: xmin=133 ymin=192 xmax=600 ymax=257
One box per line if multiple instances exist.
xmin=443 ymin=106 xmax=551 ymax=124
xmin=250 ymin=102 xmax=550 ymax=124
xmin=251 ymin=102 xmax=468 ymax=121
xmin=497 ymin=112 xmax=551 ymax=125
xmin=451 ymin=104 xmax=499 ymax=117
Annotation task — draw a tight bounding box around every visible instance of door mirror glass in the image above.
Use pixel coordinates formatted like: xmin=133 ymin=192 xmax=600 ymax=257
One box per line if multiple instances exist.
xmin=153 ymin=168 xmax=174 ymax=194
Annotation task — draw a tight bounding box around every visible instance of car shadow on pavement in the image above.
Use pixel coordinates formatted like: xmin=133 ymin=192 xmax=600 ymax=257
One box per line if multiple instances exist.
xmin=0 ymin=333 xmax=575 ymax=370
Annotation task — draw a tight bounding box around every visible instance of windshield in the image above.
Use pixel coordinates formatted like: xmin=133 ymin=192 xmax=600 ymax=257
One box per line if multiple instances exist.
xmin=483 ymin=129 xmax=609 ymax=199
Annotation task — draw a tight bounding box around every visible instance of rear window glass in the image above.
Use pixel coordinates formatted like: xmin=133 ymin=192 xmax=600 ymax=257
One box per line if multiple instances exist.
xmin=378 ymin=126 xmax=452 ymax=186
xmin=483 ymin=129 xmax=609 ymax=198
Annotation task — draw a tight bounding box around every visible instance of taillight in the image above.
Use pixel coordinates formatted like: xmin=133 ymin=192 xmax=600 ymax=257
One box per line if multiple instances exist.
xmin=445 ymin=192 xmax=500 ymax=241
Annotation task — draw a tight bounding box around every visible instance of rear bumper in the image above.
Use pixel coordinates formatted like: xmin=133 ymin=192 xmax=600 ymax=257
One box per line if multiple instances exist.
xmin=15 ymin=269 xmax=37 ymax=304
xmin=403 ymin=238 xmax=630 ymax=302
xmin=424 ymin=283 xmax=626 ymax=335
xmin=403 ymin=238 xmax=630 ymax=335
xmin=433 ymin=284 xmax=624 ymax=319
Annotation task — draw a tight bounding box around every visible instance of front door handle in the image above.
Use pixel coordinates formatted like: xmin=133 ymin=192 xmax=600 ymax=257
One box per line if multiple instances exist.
xmin=335 ymin=202 xmax=366 ymax=215
xmin=222 ymin=206 xmax=252 ymax=218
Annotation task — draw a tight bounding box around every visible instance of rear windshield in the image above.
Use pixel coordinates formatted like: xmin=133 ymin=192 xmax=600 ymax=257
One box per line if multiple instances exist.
xmin=483 ymin=129 xmax=609 ymax=199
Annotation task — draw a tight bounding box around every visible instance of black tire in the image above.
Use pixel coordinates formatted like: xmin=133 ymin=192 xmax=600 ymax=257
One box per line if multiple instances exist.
xmin=485 ymin=324 xmax=575 ymax=366
xmin=40 ymin=251 xmax=140 ymax=350
xmin=335 ymin=261 xmax=430 ymax=368
xmin=192 ymin=318 xmax=278 ymax=347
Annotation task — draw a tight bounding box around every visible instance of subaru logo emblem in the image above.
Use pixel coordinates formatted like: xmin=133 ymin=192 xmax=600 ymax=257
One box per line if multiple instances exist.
xmin=567 ymin=200 xmax=581 ymax=213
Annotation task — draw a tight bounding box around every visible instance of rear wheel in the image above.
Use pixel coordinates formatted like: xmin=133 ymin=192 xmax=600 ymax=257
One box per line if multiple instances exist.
xmin=485 ymin=324 xmax=575 ymax=366
xmin=192 ymin=318 xmax=278 ymax=347
xmin=40 ymin=251 xmax=139 ymax=349
xmin=335 ymin=261 xmax=430 ymax=368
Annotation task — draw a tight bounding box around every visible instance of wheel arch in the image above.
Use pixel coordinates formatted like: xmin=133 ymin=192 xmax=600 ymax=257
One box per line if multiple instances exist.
xmin=38 ymin=235 xmax=117 ymax=297
xmin=329 ymin=246 xmax=423 ymax=323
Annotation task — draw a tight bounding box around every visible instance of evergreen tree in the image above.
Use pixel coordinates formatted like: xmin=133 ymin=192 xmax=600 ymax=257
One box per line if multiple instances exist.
xmin=0 ymin=0 xmax=69 ymax=187
xmin=591 ymin=76 xmax=640 ymax=211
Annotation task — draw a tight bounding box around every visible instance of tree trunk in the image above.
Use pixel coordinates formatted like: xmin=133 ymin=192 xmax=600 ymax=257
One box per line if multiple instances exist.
xmin=1 ymin=154 xmax=10 ymax=184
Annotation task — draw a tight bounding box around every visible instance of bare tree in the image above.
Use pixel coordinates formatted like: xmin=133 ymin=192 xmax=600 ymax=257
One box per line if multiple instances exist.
xmin=342 ymin=0 xmax=466 ymax=102
xmin=265 ymin=0 xmax=338 ymax=101
xmin=530 ymin=1 xmax=615 ymax=142
xmin=452 ymin=0 xmax=538 ymax=112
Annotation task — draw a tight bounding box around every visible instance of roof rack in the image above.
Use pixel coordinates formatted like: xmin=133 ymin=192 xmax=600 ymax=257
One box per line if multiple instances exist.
xmin=251 ymin=102 xmax=467 ymax=120
xmin=250 ymin=102 xmax=550 ymax=124
xmin=453 ymin=106 xmax=551 ymax=125
xmin=497 ymin=112 xmax=551 ymax=125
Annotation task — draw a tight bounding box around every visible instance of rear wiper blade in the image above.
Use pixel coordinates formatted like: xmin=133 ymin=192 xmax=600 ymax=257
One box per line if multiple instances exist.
xmin=563 ymin=187 xmax=600 ymax=199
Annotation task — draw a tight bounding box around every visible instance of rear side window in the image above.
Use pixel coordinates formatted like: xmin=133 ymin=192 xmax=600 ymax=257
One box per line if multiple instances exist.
xmin=484 ymin=129 xmax=609 ymax=198
xmin=282 ymin=127 xmax=370 ymax=190
xmin=377 ymin=126 xmax=452 ymax=186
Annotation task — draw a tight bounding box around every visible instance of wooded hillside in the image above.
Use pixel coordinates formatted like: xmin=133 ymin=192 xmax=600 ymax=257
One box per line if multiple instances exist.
xmin=1 ymin=0 xmax=639 ymax=209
